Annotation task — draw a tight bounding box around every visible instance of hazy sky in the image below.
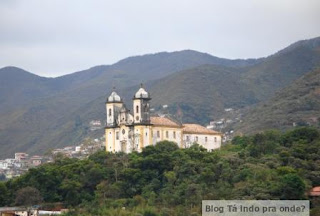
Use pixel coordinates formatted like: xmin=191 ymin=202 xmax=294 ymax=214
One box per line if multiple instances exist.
xmin=1 ymin=0 xmax=320 ymax=77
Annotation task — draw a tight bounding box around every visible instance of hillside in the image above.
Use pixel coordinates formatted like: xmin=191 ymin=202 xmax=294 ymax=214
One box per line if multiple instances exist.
xmin=0 ymin=37 xmax=320 ymax=158
xmin=234 ymin=68 xmax=320 ymax=134
xmin=0 ymin=67 xmax=57 ymax=113
xmin=0 ymin=51 xmax=259 ymax=158
xmin=145 ymin=37 xmax=320 ymax=123
xmin=0 ymin=50 xmax=259 ymax=113
xmin=74 ymin=36 xmax=320 ymax=131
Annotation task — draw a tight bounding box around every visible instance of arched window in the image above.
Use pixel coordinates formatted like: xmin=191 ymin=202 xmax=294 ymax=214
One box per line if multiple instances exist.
xmin=166 ymin=131 xmax=169 ymax=138
xmin=136 ymin=105 xmax=139 ymax=113
xmin=109 ymin=108 xmax=112 ymax=116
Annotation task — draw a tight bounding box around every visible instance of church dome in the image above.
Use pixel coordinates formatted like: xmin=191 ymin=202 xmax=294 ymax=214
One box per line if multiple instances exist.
xmin=107 ymin=91 xmax=122 ymax=102
xmin=134 ymin=84 xmax=150 ymax=99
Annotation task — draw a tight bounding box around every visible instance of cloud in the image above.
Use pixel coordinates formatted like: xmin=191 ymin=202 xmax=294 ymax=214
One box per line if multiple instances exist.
xmin=0 ymin=0 xmax=319 ymax=76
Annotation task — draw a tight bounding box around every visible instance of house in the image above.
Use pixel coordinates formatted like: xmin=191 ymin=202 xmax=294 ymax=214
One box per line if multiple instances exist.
xmin=29 ymin=156 xmax=43 ymax=167
xmin=0 ymin=160 xmax=8 ymax=170
xmin=0 ymin=207 xmax=39 ymax=216
xmin=14 ymin=153 xmax=29 ymax=162
xmin=310 ymin=186 xmax=320 ymax=197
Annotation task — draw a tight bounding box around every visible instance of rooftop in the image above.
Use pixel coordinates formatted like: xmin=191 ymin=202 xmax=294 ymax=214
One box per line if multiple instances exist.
xmin=310 ymin=186 xmax=320 ymax=196
xmin=107 ymin=91 xmax=122 ymax=103
xmin=183 ymin=124 xmax=221 ymax=135
xmin=134 ymin=85 xmax=150 ymax=99
xmin=151 ymin=116 xmax=180 ymax=127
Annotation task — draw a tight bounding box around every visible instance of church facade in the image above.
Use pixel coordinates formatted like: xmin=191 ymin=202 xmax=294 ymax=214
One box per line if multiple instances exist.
xmin=105 ymin=85 xmax=222 ymax=153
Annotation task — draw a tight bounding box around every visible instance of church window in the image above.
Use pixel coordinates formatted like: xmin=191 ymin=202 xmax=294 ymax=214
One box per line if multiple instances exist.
xmin=146 ymin=132 xmax=148 ymax=136
xmin=205 ymin=137 xmax=208 ymax=142
xmin=173 ymin=131 xmax=176 ymax=139
xmin=109 ymin=108 xmax=112 ymax=116
xmin=195 ymin=136 xmax=198 ymax=142
xmin=116 ymin=132 xmax=119 ymax=140
xmin=186 ymin=136 xmax=190 ymax=141
xmin=214 ymin=137 xmax=217 ymax=142
xmin=136 ymin=105 xmax=139 ymax=113
xmin=166 ymin=131 xmax=169 ymax=138
xmin=157 ymin=131 xmax=160 ymax=138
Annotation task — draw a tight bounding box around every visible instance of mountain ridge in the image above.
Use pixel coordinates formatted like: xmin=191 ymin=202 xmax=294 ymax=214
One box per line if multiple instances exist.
xmin=0 ymin=37 xmax=320 ymax=158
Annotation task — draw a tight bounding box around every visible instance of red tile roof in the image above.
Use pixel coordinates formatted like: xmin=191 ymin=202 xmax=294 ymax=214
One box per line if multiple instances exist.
xmin=183 ymin=124 xmax=221 ymax=135
xmin=310 ymin=186 xmax=320 ymax=196
xmin=151 ymin=117 xmax=180 ymax=127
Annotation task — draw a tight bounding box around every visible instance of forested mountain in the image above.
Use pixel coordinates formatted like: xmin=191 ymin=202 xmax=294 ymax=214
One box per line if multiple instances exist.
xmin=76 ymin=37 xmax=320 ymax=127
xmin=234 ymin=68 xmax=320 ymax=134
xmin=0 ymin=67 xmax=56 ymax=113
xmin=0 ymin=51 xmax=258 ymax=158
xmin=1 ymin=50 xmax=257 ymax=113
xmin=0 ymin=37 xmax=319 ymax=158
xmin=145 ymin=36 xmax=320 ymax=123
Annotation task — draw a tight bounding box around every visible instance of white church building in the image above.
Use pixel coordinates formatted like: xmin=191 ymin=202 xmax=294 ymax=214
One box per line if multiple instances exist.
xmin=105 ymin=85 xmax=222 ymax=153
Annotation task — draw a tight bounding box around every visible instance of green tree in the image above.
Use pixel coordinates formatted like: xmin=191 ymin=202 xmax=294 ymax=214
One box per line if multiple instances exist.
xmin=0 ymin=182 xmax=8 ymax=206
xmin=278 ymin=174 xmax=306 ymax=199
xmin=60 ymin=179 xmax=82 ymax=206
xmin=15 ymin=186 xmax=43 ymax=206
xmin=0 ymin=173 xmax=6 ymax=181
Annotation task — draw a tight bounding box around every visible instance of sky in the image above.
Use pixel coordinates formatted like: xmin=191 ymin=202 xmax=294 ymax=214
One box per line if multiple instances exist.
xmin=1 ymin=0 xmax=320 ymax=77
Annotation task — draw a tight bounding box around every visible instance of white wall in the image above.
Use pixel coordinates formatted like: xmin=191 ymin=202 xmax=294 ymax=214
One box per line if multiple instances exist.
xmin=106 ymin=129 xmax=114 ymax=152
xmin=107 ymin=127 xmax=221 ymax=153
xmin=182 ymin=134 xmax=221 ymax=151
xmin=152 ymin=127 xmax=182 ymax=147
xmin=0 ymin=161 xmax=8 ymax=169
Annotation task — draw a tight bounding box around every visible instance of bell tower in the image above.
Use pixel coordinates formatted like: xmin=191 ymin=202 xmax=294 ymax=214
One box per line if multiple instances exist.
xmin=133 ymin=84 xmax=151 ymax=125
xmin=106 ymin=88 xmax=123 ymax=127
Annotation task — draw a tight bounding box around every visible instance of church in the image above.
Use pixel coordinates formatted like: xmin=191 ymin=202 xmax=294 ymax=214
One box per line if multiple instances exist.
xmin=105 ymin=85 xmax=222 ymax=153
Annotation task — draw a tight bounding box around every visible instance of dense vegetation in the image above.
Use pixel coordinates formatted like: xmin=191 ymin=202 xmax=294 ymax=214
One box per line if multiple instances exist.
xmin=0 ymin=127 xmax=319 ymax=215
xmin=236 ymin=67 xmax=320 ymax=134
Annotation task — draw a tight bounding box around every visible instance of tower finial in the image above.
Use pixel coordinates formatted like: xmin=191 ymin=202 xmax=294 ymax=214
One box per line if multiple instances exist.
xmin=112 ymin=86 xmax=116 ymax=91
xmin=140 ymin=83 xmax=143 ymax=88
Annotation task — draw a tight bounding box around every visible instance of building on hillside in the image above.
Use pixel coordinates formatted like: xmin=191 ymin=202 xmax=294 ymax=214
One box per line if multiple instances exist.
xmin=0 ymin=160 xmax=8 ymax=170
xmin=105 ymin=85 xmax=222 ymax=153
xmin=29 ymin=156 xmax=43 ymax=167
xmin=89 ymin=120 xmax=102 ymax=131
xmin=14 ymin=153 xmax=29 ymax=162
xmin=310 ymin=186 xmax=320 ymax=197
